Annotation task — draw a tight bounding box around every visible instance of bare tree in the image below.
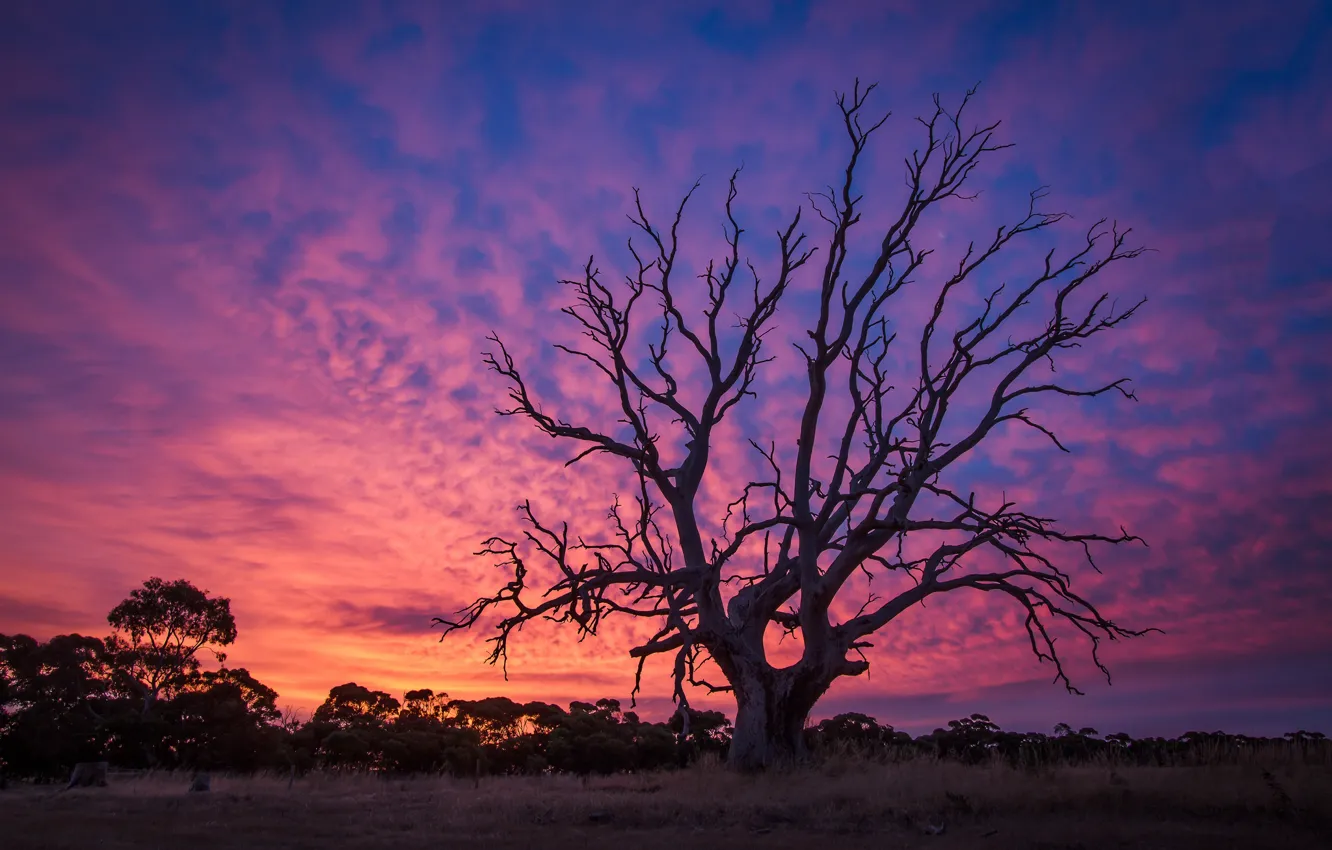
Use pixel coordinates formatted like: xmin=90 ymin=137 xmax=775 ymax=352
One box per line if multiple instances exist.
xmin=437 ymin=82 xmax=1156 ymax=770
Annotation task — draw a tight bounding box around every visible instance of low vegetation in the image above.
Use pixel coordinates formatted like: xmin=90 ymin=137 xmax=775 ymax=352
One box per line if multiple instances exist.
xmin=5 ymin=622 xmax=1330 ymax=782
xmin=2 ymin=579 xmax=1327 ymax=783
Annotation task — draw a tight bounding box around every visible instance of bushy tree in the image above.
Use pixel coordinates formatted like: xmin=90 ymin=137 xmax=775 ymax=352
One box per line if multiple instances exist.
xmin=669 ymin=707 xmax=732 ymax=760
xmin=311 ymin=683 xmax=400 ymax=729
xmin=447 ymin=696 xmax=528 ymax=744
xmin=807 ymin=712 xmax=911 ymax=754
xmin=0 ymin=633 xmax=117 ymax=778
xmin=155 ymin=669 xmax=284 ymax=771
xmin=398 ymin=688 xmax=450 ymax=729
xmin=104 ymin=578 xmax=237 ymax=716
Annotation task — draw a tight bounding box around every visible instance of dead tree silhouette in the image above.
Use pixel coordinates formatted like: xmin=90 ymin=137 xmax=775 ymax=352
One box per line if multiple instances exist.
xmin=438 ymin=81 xmax=1157 ymax=770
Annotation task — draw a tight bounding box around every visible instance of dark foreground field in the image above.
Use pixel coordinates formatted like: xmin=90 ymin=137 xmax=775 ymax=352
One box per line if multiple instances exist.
xmin=5 ymin=759 xmax=1329 ymax=850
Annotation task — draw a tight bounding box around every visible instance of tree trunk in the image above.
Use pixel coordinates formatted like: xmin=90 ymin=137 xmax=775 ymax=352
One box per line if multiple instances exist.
xmin=726 ymin=666 xmax=824 ymax=771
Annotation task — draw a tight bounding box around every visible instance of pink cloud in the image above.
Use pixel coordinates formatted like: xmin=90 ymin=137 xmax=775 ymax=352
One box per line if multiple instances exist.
xmin=0 ymin=0 xmax=1328 ymax=732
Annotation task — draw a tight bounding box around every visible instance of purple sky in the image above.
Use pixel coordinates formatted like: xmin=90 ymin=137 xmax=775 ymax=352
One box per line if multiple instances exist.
xmin=1 ymin=0 xmax=1329 ymax=736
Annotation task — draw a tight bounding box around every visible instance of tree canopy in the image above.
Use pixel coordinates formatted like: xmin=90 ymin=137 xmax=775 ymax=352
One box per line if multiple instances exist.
xmin=104 ymin=577 xmax=237 ymax=714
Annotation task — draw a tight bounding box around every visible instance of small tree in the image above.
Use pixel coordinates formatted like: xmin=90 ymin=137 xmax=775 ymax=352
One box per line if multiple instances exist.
xmin=311 ymin=683 xmax=401 ymax=729
xmin=159 ymin=668 xmax=283 ymax=772
xmin=399 ymin=688 xmax=451 ymax=729
xmin=105 ymin=577 xmax=237 ymax=716
xmin=438 ymin=82 xmax=1155 ymax=769
xmin=181 ymin=667 xmax=281 ymax=725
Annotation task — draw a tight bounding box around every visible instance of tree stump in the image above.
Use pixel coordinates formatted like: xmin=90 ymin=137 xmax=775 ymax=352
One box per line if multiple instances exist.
xmin=67 ymin=762 xmax=109 ymax=789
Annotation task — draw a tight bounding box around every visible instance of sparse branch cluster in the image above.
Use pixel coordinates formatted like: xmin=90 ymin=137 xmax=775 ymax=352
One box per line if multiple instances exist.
xmin=440 ymin=80 xmax=1154 ymax=768
xmin=442 ymin=167 xmax=818 ymax=707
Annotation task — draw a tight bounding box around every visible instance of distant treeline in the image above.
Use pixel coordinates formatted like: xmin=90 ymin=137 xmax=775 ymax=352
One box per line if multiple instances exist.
xmin=3 ymin=631 xmax=1328 ymax=780
xmin=2 ymin=580 xmax=1327 ymax=780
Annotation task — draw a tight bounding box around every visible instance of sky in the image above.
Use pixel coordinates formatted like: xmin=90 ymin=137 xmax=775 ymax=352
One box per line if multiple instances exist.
xmin=1 ymin=0 xmax=1330 ymax=738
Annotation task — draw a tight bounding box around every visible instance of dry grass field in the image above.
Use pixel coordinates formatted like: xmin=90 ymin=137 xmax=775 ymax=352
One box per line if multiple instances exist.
xmin=4 ymin=756 xmax=1329 ymax=850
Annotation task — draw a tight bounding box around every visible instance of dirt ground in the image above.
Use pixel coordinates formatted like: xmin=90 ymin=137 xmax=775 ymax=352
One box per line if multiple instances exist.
xmin=4 ymin=760 xmax=1329 ymax=849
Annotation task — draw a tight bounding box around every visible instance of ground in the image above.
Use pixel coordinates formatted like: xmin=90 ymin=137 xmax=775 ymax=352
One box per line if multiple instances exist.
xmin=3 ymin=759 xmax=1328 ymax=849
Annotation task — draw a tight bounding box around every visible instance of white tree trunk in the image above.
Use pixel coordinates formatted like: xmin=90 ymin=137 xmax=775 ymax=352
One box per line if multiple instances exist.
xmin=726 ymin=663 xmax=826 ymax=770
